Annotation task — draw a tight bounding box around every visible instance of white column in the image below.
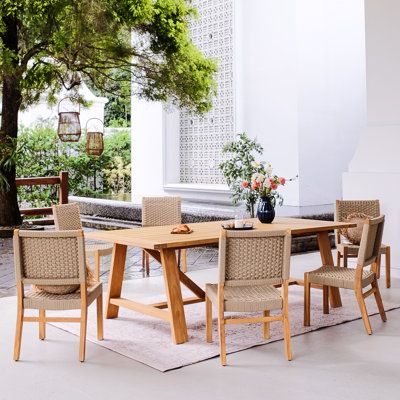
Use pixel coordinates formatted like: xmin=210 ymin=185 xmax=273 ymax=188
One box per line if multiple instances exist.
xmin=131 ymin=98 xmax=166 ymax=204
xmin=343 ymin=0 xmax=400 ymax=265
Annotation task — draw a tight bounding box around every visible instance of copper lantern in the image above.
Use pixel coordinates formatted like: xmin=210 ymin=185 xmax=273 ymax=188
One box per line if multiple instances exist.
xmin=85 ymin=118 xmax=104 ymax=156
xmin=57 ymin=97 xmax=81 ymax=142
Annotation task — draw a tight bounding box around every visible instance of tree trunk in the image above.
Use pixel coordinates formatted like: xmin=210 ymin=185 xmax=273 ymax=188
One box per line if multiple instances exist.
xmin=0 ymin=15 xmax=22 ymax=227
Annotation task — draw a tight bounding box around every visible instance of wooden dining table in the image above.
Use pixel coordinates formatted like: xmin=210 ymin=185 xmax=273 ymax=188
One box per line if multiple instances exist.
xmin=86 ymin=217 xmax=355 ymax=344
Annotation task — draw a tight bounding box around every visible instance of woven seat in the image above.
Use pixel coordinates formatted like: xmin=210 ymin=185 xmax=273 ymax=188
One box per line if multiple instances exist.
xmin=24 ymin=283 xmax=102 ymax=311
xmin=335 ymin=200 xmax=391 ymax=288
xmin=306 ymin=266 xmax=374 ymax=290
xmin=13 ymin=230 xmax=104 ymax=362
xmin=304 ymin=216 xmax=387 ymax=335
xmin=206 ymin=283 xmax=282 ymax=312
xmin=52 ymin=203 xmax=113 ymax=281
xmin=336 ymin=242 xmax=388 ymax=256
xmin=205 ymin=229 xmax=292 ymax=365
xmin=141 ymin=196 xmax=187 ymax=276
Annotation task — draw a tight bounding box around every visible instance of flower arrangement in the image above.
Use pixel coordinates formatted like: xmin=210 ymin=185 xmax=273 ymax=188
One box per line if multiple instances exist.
xmin=220 ymin=133 xmax=293 ymax=218
xmin=248 ymin=161 xmax=286 ymax=206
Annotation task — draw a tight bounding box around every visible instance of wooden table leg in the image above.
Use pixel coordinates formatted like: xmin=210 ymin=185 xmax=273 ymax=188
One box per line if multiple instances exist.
xmin=105 ymin=243 xmax=127 ymax=319
xmin=160 ymin=248 xmax=188 ymax=344
xmin=317 ymin=232 xmax=342 ymax=308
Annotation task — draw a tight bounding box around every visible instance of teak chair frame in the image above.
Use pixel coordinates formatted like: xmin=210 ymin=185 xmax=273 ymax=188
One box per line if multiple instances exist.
xmin=13 ymin=229 xmax=104 ymax=362
xmin=305 ymin=215 xmax=387 ymax=334
xmin=205 ymin=229 xmax=292 ymax=365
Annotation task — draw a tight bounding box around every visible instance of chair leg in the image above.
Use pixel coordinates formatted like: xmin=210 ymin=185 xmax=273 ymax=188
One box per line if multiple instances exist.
xmin=145 ymin=252 xmax=150 ymax=276
xmin=337 ymin=251 xmax=341 ymax=268
xmin=13 ymin=306 xmax=24 ymax=361
xmin=355 ymin=289 xmax=372 ymax=335
xmin=385 ymin=247 xmax=391 ymax=289
xmin=218 ymin=310 xmax=227 ymax=366
xmin=94 ymin=251 xmax=101 ymax=282
xmin=282 ymin=284 xmax=292 ymax=361
xmin=79 ymin=307 xmax=88 ymax=362
xmin=263 ymin=310 xmax=270 ymax=340
xmin=372 ymin=280 xmax=387 ymax=322
xmin=141 ymin=250 xmax=146 ymax=276
xmin=39 ymin=309 xmax=46 ymax=340
xmin=97 ymin=294 xmax=104 ymax=341
xmin=323 ymin=285 xmax=329 ymax=314
xmin=206 ymin=296 xmax=213 ymax=343
xmin=304 ymin=273 xmax=311 ymax=326
xmin=376 ymin=254 xmax=382 ymax=279
xmin=343 ymin=247 xmax=348 ymax=268
xmin=181 ymin=249 xmax=187 ymax=273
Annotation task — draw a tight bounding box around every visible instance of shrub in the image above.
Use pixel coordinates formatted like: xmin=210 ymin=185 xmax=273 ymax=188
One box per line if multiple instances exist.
xmin=16 ymin=125 xmax=131 ymax=207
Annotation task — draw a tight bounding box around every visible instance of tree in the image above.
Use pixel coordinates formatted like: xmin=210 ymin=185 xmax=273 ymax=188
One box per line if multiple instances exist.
xmin=0 ymin=0 xmax=217 ymax=226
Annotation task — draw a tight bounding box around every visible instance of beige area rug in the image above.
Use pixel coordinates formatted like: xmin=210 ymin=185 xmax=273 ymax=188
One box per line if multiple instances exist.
xmin=48 ymin=285 xmax=400 ymax=372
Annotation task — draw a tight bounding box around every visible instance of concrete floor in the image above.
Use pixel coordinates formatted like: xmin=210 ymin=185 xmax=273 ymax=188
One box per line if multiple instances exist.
xmin=0 ymin=251 xmax=399 ymax=400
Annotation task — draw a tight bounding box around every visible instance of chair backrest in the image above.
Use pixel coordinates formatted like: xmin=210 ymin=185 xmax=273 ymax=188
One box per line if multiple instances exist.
xmin=357 ymin=215 xmax=385 ymax=268
xmin=142 ymin=196 xmax=182 ymax=227
xmin=335 ymin=200 xmax=380 ymax=222
xmin=335 ymin=200 xmax=380 ymax=244
xmin=52 ymin=203 xmax=82 ymax=230
xmin=218 ymin=229 xmax=291 ymax=286
xmin=13 ymin=230 xmax=86 ymax=286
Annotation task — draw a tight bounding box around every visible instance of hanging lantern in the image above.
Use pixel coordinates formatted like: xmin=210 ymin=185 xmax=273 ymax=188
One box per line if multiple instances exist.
xmin=57 ymin=97 xmax=81 ymax=142
xmin=85 ymin=118 xmax=104 ymax=156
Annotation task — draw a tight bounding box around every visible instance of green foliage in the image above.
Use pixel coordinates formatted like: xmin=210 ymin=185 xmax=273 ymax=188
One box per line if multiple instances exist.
xmin=16 ymin=125 xmax=131 ymax=207
xmin=0 ymin=0 xmax=217 ymax=114
xmin=0 ymin=135 xmax=24 ymax=190
xmin=219 ymin=133 xmax=264 ymax=217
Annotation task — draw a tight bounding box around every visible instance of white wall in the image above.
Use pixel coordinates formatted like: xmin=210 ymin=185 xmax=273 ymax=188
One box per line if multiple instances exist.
xmin=343 ymin=0 xmax=400 ymax=266
xmin=236 ymin=0 xmax=300 ymax=206
xmin=235 ymin=0 xmax=366 ymax=206
xmin=296 ymin=0 xmax=366 ymax=205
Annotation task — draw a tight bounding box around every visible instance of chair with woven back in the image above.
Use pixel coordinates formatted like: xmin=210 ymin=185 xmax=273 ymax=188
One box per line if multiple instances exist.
xmin=335 ymin=200 xmax=391 ymax=288
xmin=205 ymin=229 xmax=292 ymax=365
xmin=304 ymin=215 xmax=387 ymax=334
xmin=141 ymin=196 xmax=187 ymax=276
xmin=13 ymin=229 xmax=104 ymax=362
xmin=52 ymin=203 xmax=113 ymax=281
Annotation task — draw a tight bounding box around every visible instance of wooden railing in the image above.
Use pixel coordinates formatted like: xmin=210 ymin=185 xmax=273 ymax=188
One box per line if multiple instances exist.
xmin=16 ymin=171 xmax=68 ymax=217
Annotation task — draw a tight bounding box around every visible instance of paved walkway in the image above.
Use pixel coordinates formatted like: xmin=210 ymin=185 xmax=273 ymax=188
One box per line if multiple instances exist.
xmin=0 ymin=229 xmax=218 ymax=298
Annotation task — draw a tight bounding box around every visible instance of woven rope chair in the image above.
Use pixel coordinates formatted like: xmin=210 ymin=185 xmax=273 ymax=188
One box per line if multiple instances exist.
xmin=205 ymin=229 xmax=292 ymax=365
xmin=13 ymin=230 xmax=104 ymax=362
xmin=141 ymin=196 xmax=187 ymax=276
xmin=304 ymin=215 xmax=387 ymax=334
xmin=52 ymin=203 xmax=113 ymax=281
xmin=335 ymin=200 xmax=391 ymax=288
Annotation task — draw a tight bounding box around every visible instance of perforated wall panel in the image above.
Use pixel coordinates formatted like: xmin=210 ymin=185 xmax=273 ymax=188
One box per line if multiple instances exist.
xmin=179 ymin=0 xmax=235 ymax=184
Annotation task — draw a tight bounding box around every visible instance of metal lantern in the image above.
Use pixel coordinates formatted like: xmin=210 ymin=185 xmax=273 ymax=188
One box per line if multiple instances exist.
xmin=57 ymin=97 xmax=81 ymax=142
xmin=85 ymin=118 xmax=104 ymax=156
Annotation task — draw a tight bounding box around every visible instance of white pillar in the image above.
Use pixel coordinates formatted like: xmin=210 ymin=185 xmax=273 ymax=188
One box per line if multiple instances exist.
xmin=343 ymin=0 xmax=400 ymax=265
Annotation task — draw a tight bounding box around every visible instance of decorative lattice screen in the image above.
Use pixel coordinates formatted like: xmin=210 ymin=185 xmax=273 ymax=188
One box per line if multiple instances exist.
xmin=179 ymin=0 xmax=235 ymax=184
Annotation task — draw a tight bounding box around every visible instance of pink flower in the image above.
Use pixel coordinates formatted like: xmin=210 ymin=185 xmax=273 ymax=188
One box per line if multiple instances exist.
xmin=251 ymin=181 xmax=260 ymax=190
xmin=279 ymin=177 xmax=286 ymax=185
xmin=242 ymin=180 xmax=249 ymax=188
xmin=271 ymin=183 xmax=278 ymax=190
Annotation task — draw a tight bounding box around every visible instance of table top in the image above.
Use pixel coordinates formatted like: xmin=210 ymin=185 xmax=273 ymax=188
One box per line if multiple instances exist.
xmin=86 ymin=217 xmax=356 ymax=251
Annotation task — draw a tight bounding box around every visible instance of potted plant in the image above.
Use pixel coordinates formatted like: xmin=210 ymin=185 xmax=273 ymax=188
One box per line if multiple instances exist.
xmin=220 ymin=133 xmax=293 ymax=222
xmin=250 ymin=162 xmax=286 ymax=223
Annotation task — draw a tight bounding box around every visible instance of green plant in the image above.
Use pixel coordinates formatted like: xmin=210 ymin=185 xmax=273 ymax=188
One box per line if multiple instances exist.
xmin=219 ymin=133 xmax=264 ymax=217
xmin=16 ymin=125 xmax=131 ymax=207
xmin=0 ymin=0 xmax=217 ymax=226
xmin=0 ymin=136 xmax=23 ymax=191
